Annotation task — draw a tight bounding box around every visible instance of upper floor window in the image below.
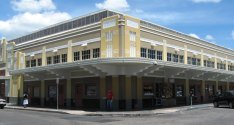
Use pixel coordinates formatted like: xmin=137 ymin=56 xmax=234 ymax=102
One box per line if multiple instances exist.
xmin=53 ymin=55 xmax=60 ymax=64
xmin=141 ymin=48 xmax=147 ymax=58
xmin=31 ymin=59 xmax=36 ymax=67
xmin=130 ymin=31 xmax=136 ymax=42
xmin=217 ymin=63 xmax=226 ymax=70
xmin=204 ymin=60 xmax=215 ymax=68
xmin=82 ymin=50 xmax=90 ymax=60
xmin=157 ymin=51 xmax=163 ymax=60
xmin=47 ymin=57 xmax=52 ymax=65
xmin=62 ymin=54 xmax=67 ymax=63
xmin=93 ymin=48 xmax=100 ymax=58
xmin=173 ymin=54 xmax=179 ymax=63
xmin=167 ymin=53 xmax=172 ymax=61
xmin=106 ymin=31 xmax=113 ymax=42
xmin=74 ymin=51 xmax=80 ymax=61
xmin=188 ymin=57 xmax=192 ymax=64
xmin=37 ymin=58 xmax=42 ymax=66
xmin=26 ymin=60 xmax=30 ymax=67
xmin=228 ymin=65 xmax=234 ymax=71
xmin=179 ymin=55 xmax=184 ymax=63
xmin=148 ymin=49 xmax=155 ymax=59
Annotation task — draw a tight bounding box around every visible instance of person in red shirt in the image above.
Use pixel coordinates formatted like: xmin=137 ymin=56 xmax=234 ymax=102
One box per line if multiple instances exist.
xmin=106 ymin=90 xmax=113 ymax=110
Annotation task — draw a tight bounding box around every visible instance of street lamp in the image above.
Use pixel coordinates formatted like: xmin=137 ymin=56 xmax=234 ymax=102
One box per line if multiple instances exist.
xmin=56 ymin=78 xmax=59 ymax=110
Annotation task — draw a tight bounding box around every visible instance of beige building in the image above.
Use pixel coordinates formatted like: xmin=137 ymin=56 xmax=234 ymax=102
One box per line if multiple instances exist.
xmin=1 ymin=9 xmax=234 ymax=110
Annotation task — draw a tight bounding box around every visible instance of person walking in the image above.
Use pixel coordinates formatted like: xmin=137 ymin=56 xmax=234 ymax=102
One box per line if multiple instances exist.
xmin=23 ymin=92 xmax=28 ymax=108
xmin=106 ymin=90 xmax=113 ymax=111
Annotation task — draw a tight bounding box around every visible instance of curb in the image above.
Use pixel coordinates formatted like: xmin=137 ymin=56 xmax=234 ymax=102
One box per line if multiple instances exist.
xmin=5 ymin=106 xmax=69 ymax=114
xmin=4 ymin=104 xmax=213 ymax=117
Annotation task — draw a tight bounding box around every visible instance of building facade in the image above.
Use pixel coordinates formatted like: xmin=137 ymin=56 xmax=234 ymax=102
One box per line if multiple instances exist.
xmin=2 ymin=10 xmax=234 ymax=110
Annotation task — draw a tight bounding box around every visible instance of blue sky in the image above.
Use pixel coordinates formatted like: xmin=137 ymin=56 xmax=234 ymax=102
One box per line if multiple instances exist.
xmin=0 ymin=0 xmax=234 ymax=49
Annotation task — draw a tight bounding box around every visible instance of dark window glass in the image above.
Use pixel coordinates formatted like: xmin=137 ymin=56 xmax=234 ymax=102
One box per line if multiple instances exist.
xmin=141 ymin=48 xmax=147 ymax=58
xmin=31 ymin=59 xmax=36 ymax=67
xmin=179 ymin=55 xmax=184 ymax=63
xmin=167 ymin=53 xmax=172 ymax=61
xmin=93 ymin=48 xmax=100 ymax=58
xmin=37 ymin=58 xmax=42 ymax=66
xmin=26 ymin=60 xmax=30 ymax=67
xmin=53 ymin=55 xmax=60 ymax=64
xmin=148 ymin=49 xmax=155 ymax=59
xmin=82 ymin=50 xmax=90 ymax=60
xmin=157 ymin=51 xmax=163 ymax=60
xmin=173 ymin=54 xmax=179 ymax=62
xmin=47 ymin=57 xmax=52 ymax=65
xmin=74 ymin=51 xmax=80 ymax=61
xmin=62 ymin=54 xmax=67 ymax=63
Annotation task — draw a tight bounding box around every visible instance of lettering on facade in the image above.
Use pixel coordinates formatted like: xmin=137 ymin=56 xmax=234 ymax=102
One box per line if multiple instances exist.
xmin=103 ymin=19 xmax=116 ymax=29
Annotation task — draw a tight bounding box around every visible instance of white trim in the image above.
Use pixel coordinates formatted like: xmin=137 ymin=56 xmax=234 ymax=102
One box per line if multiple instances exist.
xmin=140 ymin=38 xmax=163 ymax=46
xmin=72 ymin=37 xmax=100 ymax=47
xmin=127 ymin=20 xmax=139 ymax=29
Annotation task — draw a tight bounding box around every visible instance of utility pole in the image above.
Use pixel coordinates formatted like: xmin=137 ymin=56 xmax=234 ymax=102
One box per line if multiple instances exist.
xmin=56 ymin=78 xmax=59 ymax=110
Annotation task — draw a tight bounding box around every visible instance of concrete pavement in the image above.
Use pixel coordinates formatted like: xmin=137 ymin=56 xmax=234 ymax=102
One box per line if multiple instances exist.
xmin=5 ymin=104 xmax=213 ymax=116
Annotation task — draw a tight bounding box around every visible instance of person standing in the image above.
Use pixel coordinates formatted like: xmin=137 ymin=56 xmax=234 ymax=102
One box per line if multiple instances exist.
xmin=106 ymin=90 xmax=113 ymax=111
xmin=23 ymin=92 xmax=28 ymax=108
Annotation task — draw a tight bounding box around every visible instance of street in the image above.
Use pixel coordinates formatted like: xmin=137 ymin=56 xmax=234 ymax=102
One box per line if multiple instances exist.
xmin=0 ymin=106 xmax=234 ymax=125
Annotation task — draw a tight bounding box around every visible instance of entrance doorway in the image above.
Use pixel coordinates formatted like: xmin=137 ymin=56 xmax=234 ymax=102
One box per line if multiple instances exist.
xmin=75 ymin=84 xmax=83 ymax=108
xmin=0 ymin=82 xmax=5 ymax=98
xmin=47 ymin=84 xmax=65 ymax=107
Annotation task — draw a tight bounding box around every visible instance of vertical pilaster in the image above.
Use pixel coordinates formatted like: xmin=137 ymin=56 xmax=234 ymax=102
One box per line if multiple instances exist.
xmin=66 ymin=78 xmax=71 ymax=108
xmin=136 ymin=77 xmax=142 ymax=109
xmin=18 ymin=75 xmax=24 ymax=105
xmin=125 ymin=76 xmax=132 ymax=110
xmin=42 ymin=46 xmax=46 ymax=66
xmin=226 ymin=56 xmax=228 ymax=71
xmin=227 ymin=82 xmax=230 ymax=91
xmin=163 ymin=40 xmax=167 ymax=61
xmin=67 ymin=40 xmax=72 ymax=62
xmin=201 ymin=50 xmax=204 ymax=67
xmin=214 ymin=53 xmax=217 ymax=69
xmin=184 ymin=45 xmax=188 ymax=64
xmin=112 ymin=76 xmax=119 ymax=110
xmin=201 ymin=80 xmax=205 ymax=103
xmin=100 ymin=77 xmax=106 ymax=110
xmin=40 ymin=80 xmax=45 ymax=107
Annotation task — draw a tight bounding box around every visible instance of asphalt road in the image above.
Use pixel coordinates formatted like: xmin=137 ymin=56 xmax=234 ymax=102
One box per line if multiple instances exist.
xmin=0 ymin=106 xmax=234 ymax=125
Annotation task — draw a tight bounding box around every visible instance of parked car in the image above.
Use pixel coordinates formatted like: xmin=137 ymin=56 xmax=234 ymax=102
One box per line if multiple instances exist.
xmin=213 ymin=91 xmax=234 ymax=109
xmin=0 ymin=97 xmax=6 ymax=109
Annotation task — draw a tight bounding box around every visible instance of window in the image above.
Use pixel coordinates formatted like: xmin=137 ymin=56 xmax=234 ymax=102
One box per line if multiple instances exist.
xmin=47 ymin=57 xmax=52 ymax=65
xmin=204 ymin=60 xmax=215 ymax=68
xmin=74 ymin=51 xmax=80 ymax=61
xmin=192 ymin=58 xmax=197 ymax=65
xmin=148 ymin=49 xmax=155 ymax=59
xmin=31 ymin=59 xmax=36 ymax=67
xmin=197 ymin=59 xmax=201 ymax=66
xmin=106 ymin=31 xmax=113 ymax=57
xmin=141 ymin=48 xmax=147 ymax=58
xmin=167 ymin=53 xmax=172 ymax=61
xmin=176 ymin=85 xmax=184 ymax=97
xmin=157 ymin=51 xmax=163 ymax=60
xmin=130 ymin=31 xmax=136 ymax=57
xmin=93 ymin=48 xmax=100 ymax=58
xmin=173 ymin=54 xmax=179 ymax=62
xmin=82 ymin=50 xmax=90 ymax=60
xmin=179 ymin=55 xmax=184 ymax=63
xmin=187 ymin=57 xmax=192 ymax=64
xmin=86 ymin=85 xmax=97 ymax=96
xmin=61 ymin=54 xmax=67 ymax=63
xmin=37 ymin=58 xmax=42 ymax=66
xmin=106 ymin=31 xmax=113 ymax=41
xmin=53 ymin=55 xmax=60 ymax=64
xmin=143 ymin=84 xmax=154 ymax=96
xmin=26 ymin=60 xmax=30 ymax=67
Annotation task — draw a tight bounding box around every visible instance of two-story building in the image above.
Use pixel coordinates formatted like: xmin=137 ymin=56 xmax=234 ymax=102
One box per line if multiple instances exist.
xmin=3 ymin=9 xmax=234 ymax=110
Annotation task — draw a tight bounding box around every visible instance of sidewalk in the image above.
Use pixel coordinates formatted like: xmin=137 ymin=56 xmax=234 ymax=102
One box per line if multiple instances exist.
xmin=5 ymin=104 xmax=213 ymax=116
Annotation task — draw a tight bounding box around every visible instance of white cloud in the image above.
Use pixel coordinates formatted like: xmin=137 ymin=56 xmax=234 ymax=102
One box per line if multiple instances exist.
xmin=0 ymin=12 xmax=71 ymax=39
xmin=96 ymin=0 xmax=129 ymax=11
xmin=205 ymin=34 xmax=215 ymax=41
xmin=11 ymin=0 xmax=56 ymax=13
xmin=232 ymin=31 xmax=234 ymax=40
xmin=189 ymin=33 xmax=200 ymax=39
xmin=0 ymin=0 xmax=71 ymax=39
xmin=190 ymin=0 xmax=222 ymax=3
